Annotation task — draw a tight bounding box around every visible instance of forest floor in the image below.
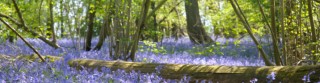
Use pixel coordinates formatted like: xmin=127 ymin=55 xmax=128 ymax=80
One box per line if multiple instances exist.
xmin=0 ymin=37 xmax=314 ymax=82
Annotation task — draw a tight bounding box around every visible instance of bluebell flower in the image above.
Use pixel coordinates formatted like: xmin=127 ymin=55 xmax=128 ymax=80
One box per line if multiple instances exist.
xmin=267 ymin=72 xmax=276 ymax=83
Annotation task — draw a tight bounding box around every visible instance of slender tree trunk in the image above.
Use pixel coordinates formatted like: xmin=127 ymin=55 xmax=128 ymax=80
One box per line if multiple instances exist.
xmin=185 ymin=0 xmax=213 ymax=44
xmin=280 ymin=0 xmax=287 ymax=65
xmin=257 ymin=0 xmax=271 ymax=31
xmin=123 ymin=0 xmax=132 ymax=57
xmin=49 ymin=0 xmax=57 ymax=43
xmin=84 ymin=0 xmax=96 ymax=51
xmin=38 ymin=0 xmax=43 ymax=26
xmin=307 ymin=0 xmax=318 ymax=64
xmin=271 ymin=0 xmax=282 ymax=65
xmin=94 ymin=2 xmax=113 ymax=50
xmin=94 ymin=16 xmax=111 ymax=50
xmin=60 ymin=0 xmax=64 ymax=38
xmin=151 ymin=1 xmax=158 ymax=42
xmin=128 ymin=0 xmax=151 ymax=61
xmin=229 ymin=0 xmax=274 ymax=66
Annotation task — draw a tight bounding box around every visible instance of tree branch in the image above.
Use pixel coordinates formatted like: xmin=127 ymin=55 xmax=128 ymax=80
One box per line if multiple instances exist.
xmin=0 ymin=13 xmax=22 ymax=26
xmin=146 ymin=0 xmax=168 ymax=20
xmin=0 ymin=18 xmax=46 ymax=62
xmin=10 ymin=0 xmax=60 ymax=49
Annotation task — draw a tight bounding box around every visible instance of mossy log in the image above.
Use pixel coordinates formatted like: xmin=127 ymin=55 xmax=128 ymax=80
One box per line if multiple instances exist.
xmin=2 ymin=55 xmax=320 ymax=82
xmin=68 ymin=59 xmax=320 ymax=82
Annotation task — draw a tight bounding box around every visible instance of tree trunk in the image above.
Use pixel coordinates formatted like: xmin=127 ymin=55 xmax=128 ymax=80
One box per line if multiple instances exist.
xmin=151 ymin=1 xmax=158 ymax=42
xmin=60 ymin=0 xmax=64 ymax=38
xmin=229 ymin=0 xmax=275 ymax=66
xmin=270 ymin=0 xmax=282 ymax=66
xmin=93 ymin=16 xmax=111 ymax=50
xmin=84 ymin=0 xmax=96 ymax=51
xmin=128 ymin=0 xmax=151 ymax=61
xmin=93 ymin=4 xmax=112 ymax=50
xmin=308 ymin=0 xmax=318 ymax=64
xmin=49 ymin=0 xmax=57 ymax=43
xmin=280 ymin=0 xmax=287 ymax=65
xmin=184 ymin=0 xmax=213 ymax=44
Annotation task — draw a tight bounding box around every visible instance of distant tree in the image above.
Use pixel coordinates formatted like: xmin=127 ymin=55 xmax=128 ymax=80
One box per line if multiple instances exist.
xmin=133 ymin=0 xmax=167 ymax=60
xmin=185 ymin=0 xmax=213 ymax=44
xmin=60 ymin=0 xmax=64 ymax=37
xmin=151 ymin=1 xmax=158 ymax=42
xmin=94 ymin=11 xmax=112 ymax=50
xmin=48 ymin=0 xmax=57 ymax=43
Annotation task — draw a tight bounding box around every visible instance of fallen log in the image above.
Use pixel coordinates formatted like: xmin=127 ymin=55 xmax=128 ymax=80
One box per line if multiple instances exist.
xmin=68 ymin=59 xmax=320 ymax=82
xmin=2 ymin=54 xmax=320 ymax=82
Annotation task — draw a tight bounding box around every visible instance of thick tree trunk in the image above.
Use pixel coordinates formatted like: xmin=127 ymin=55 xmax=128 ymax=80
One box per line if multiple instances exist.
xmin=84 ymin=1 xmax=96 ymax=51
xmin=184 ymin=0 xmax=213 ymax=44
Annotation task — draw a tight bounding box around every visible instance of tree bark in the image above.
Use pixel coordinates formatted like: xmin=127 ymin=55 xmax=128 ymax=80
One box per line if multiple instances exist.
xmin=184 ymin=0 xmax=213 ymax=44
xmin=84 ymin=0 xmax=96 ymax=51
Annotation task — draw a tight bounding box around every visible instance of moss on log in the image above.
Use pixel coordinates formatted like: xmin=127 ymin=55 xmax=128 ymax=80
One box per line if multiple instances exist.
xmin=2 ymin=54 xmax=320 ymax=82
xmin=68 ymin=59 xmax=320 ymax=82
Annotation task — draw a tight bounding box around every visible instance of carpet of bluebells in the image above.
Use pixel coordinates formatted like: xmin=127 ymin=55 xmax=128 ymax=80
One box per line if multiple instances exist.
xmin=0 ymin=37 xmax=281 ymax=82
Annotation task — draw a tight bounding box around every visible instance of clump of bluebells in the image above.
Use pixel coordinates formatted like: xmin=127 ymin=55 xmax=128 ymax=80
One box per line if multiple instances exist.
xmin=0 ymin=59 xmax=195 ymax=82
xmin=0 ymin=38 xmax=266 ymax=66
xmin=0 ymin=38 xmax=279 ymax=82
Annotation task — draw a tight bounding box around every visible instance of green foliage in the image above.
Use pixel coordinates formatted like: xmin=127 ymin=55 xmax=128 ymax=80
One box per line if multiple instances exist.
xmin=205 ymin=0 xmax=266 ymax=38
xmin=187 ymin=43 xmax=223 ymax=56
xmin=139 ymin=40 xmax=167 ymax=55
